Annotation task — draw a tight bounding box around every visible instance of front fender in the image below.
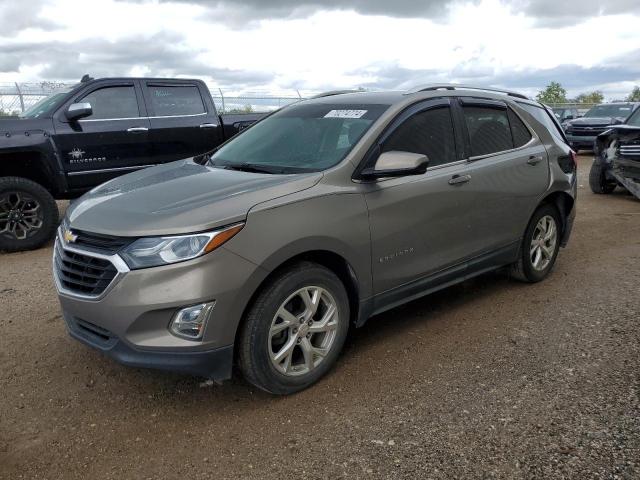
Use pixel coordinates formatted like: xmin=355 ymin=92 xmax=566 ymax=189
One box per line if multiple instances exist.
xmin=225 ymin=192 xmax=373 ymax=300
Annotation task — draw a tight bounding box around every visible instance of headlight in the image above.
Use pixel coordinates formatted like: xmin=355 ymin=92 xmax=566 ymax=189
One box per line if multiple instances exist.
xmin=120 ymin=223 xmax=244 ymax=269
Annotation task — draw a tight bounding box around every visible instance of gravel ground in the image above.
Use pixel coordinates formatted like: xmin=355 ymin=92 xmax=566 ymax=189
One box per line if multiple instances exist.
xmin=1 ymin=154 xmax=639 ymax=480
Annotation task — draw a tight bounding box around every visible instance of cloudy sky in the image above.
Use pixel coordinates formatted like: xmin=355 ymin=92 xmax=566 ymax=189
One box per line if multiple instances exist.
xmin=0 ymin=0 xmax=639 ymax=99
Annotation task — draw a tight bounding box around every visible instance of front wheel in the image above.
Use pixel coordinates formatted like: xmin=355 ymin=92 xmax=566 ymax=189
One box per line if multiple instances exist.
xmin=0 ymin=177 xmax=59 ymax=252
xmin=589 ymin=159 xmax=616 ymax=194
xmin=510 ymin=205 xmax=561 ymax=283
xmin=238 ymin=262 xmax=350 ymax=395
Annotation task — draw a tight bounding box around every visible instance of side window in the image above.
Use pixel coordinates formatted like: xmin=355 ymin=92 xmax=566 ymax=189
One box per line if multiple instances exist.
xmin=147 ymin=85 xmax=205 ymax=116
xmin=382 ymin=106 xmax=456 ymax=167
xmin=81 ymin=86 xmax=139 ymax=120
xmin=508 ymin=108 xmax=532 ymax=147
xmin=518 ymin=103 xmax=567 ymax=144
xmin=463 ymin=105 xmax=513 ymax=156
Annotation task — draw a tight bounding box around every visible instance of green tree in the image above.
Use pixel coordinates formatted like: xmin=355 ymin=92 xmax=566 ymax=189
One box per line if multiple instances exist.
xmin=627 ymin=86 xmax=640 ymax=102
xmin=575 ymin=91 xmax=604 ymax=104
xmin=536 ymin=81 xmax=567 ymax=104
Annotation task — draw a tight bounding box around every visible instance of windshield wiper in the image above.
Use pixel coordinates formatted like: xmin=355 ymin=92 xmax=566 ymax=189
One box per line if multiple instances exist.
xmin=219 ymin=163 xmax=281 ymax=174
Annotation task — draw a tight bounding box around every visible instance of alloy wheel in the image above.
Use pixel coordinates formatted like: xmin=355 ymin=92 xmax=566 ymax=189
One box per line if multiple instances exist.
xmin=530 ymin=215 xmax=557 ymax=271
xmin=268 ymin=286 xmax=339 ymax=376
xmin=0 ymin=191 xmax=44 ymax=241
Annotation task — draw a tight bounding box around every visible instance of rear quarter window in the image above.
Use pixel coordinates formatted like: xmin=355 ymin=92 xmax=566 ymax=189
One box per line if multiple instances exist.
xmin=518 ymin=103 xmax=567 ymax=144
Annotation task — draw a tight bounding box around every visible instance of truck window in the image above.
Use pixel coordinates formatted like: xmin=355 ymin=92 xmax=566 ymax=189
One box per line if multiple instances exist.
xmin=81 ymin=86 xmax=140 ymax=120
xmin=147 ymin=85 xmax=206 ymax=116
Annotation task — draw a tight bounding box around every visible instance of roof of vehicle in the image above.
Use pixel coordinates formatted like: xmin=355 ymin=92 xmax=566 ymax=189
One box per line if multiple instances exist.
xmin=304 ymin=85 xmax=541 ymax=107
xmin=84 ymin=77 xmax=206 ymax=83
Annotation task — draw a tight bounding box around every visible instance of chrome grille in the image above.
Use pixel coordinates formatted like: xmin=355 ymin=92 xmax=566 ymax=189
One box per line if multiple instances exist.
xmin=620 ymin=144 xmax=640 ymax=158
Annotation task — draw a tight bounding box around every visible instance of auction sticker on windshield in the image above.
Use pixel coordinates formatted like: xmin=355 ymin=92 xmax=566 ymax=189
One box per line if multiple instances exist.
xmin=324 ymin=109 xmax=368 ymax=118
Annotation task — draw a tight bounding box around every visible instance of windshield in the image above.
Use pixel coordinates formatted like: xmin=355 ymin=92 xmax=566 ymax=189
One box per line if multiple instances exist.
xmin=627 ymin=108 xmax=640 ymax=127
xmin=209 ymin=102 xmax=389 ymax=173
xmin=20 ymin=89 xmax=73 ymax=118
xmin=584 ymin=104 xmax=634 ymax=119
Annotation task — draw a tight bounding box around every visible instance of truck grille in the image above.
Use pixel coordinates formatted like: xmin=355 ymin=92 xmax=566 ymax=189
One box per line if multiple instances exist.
xmin=568 ymin=125 xmax=608 ymax=136
xmin=619 ymin=144 xmax=640 ymax=158
xmin=54 ymin=243 xmax=118 ymax=296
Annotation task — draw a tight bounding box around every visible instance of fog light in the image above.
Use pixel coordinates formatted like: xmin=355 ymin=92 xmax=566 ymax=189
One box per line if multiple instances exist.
xmin=169 ymin=302 xmax=215 ymax=340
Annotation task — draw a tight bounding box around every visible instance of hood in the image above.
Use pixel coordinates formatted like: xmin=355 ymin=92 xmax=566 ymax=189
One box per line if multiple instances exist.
xmin=67 ymin=159 xmax=323 ymax=237
xmin=0 ymin=116 xmax=54 ymax=135
xmin=566 ymin=116 xmax=624 ymax=127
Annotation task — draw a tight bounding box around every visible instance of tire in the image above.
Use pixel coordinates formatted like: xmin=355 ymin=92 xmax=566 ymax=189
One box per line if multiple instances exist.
xmin=510 ymin=204 xmax=561 ymax=283
xmin=238 ymin=261 xmax=350 ymax=395
xmin=589 ymin=158 xmax=616 ymax=194
xmin=0 ymin=176 xmax=59 ymax=252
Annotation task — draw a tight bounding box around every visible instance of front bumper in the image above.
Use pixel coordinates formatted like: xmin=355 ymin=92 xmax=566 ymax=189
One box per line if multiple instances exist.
xmin=53 ymin=234 xmax=267 ymax=380
xmin=64 ymin=313 xmax=233 ymax=379
xmin=566 ymin=134 xmax=596 ymax=149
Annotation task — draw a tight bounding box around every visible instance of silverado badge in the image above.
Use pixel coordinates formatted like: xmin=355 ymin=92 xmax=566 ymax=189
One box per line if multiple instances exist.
xmin=68 ymin=148 xmax=86 ymax=160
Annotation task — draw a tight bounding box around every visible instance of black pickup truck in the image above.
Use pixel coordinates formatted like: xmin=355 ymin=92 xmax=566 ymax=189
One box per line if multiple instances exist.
xmin=591 ymin=107 xmax=640 ymax=200
xmin=0 ymin=76 xmax=265 ymax=252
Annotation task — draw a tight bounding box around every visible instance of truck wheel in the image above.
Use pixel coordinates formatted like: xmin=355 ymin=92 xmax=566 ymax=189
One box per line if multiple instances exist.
xmin=589 ymin=159 xmax=616 ymax=194
xmin=0 ymin=177 xmax=59 ymax=252
xmin=238 ymin=262 xmax=350 ymax=395
xmin=510 ymin=204 xmax=561 ymax=283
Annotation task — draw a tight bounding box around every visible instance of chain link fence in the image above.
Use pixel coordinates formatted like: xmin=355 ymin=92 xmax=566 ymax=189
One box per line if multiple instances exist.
xmin=0 ymin=82 xmax=314 ymax=116
xmin=0 ymin=83 xmax=612 ymax=118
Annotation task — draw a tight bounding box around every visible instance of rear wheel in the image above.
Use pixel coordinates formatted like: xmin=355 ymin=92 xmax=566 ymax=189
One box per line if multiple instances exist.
xmin=589 ymin=159 xmax=616 ymax=194
xmin=0 ymin=177 xmax=59 ymax=252
xmin=511 ymin=204 xmax=561 ymax=283
xmin=238 ymin=262 xmax=350 ymax=395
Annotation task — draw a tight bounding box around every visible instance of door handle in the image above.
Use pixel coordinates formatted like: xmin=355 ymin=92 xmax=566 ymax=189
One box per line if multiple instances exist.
xmin=126 ymin=127 xmax=148 ymax=132
xmin=448 ymin=174 xmax=471 ymax=185
xmin=199 ymin=123 xmax=217 ymax=129
xmin=527 ymin=155 xmax=543 ymax=165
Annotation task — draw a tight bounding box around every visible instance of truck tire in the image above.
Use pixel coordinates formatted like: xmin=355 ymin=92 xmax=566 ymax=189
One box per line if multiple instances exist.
xmin=238 ymin=262 xmax=350 ymax=395
xmin=0 ymin=177 xmax=59 ymax=252
xmin=589 ymin=159 xmax=616 ymax=194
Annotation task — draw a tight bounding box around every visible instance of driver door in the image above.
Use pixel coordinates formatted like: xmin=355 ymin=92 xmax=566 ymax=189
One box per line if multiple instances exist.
xmin=363 ymin=99 xmax=475 ymax=298
xmin=53 ymin=81 xmax=152 ymax=190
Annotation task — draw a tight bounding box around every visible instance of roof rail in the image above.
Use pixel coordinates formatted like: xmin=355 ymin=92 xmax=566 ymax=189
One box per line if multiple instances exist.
xmin=309 ymin=89 xmax=362 ymax=99
xmin=406 ymin=84 xmax=530 ymax=100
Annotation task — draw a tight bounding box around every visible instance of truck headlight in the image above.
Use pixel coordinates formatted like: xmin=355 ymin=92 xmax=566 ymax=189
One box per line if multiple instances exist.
xmin=120 ymin=223 xmax=244 ymax=269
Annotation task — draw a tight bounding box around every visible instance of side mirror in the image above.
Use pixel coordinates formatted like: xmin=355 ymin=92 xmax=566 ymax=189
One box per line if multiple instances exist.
xmin=361 ymin=151 xmax=429 ymax=179
xmin=564 ymin=115 xmax=574 ymax=120
xmin=65 ymin=102 xmax=92 ymax=121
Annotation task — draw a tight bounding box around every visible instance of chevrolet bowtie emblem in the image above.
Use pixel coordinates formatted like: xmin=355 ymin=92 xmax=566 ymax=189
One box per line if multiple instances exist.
xmin=64 ymin=229 xmax=78 ymax=243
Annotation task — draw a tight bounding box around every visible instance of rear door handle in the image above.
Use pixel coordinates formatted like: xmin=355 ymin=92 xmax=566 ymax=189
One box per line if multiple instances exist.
xmin=126 ymin=127 xmax=148 ymax=133
xmin=199 ymin=123 xmax=217 ymax=129
xmin=527 ymin=155 xmax=543 ymax=165
xmin=448 ymin=174 xmax=471 ymax=185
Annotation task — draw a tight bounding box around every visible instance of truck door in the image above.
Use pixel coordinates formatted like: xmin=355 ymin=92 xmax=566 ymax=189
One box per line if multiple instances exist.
xmin=142 ymin=81 xmax=223 ymax=163
xmin=53 ymin=81 xmax=152 ymax=190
